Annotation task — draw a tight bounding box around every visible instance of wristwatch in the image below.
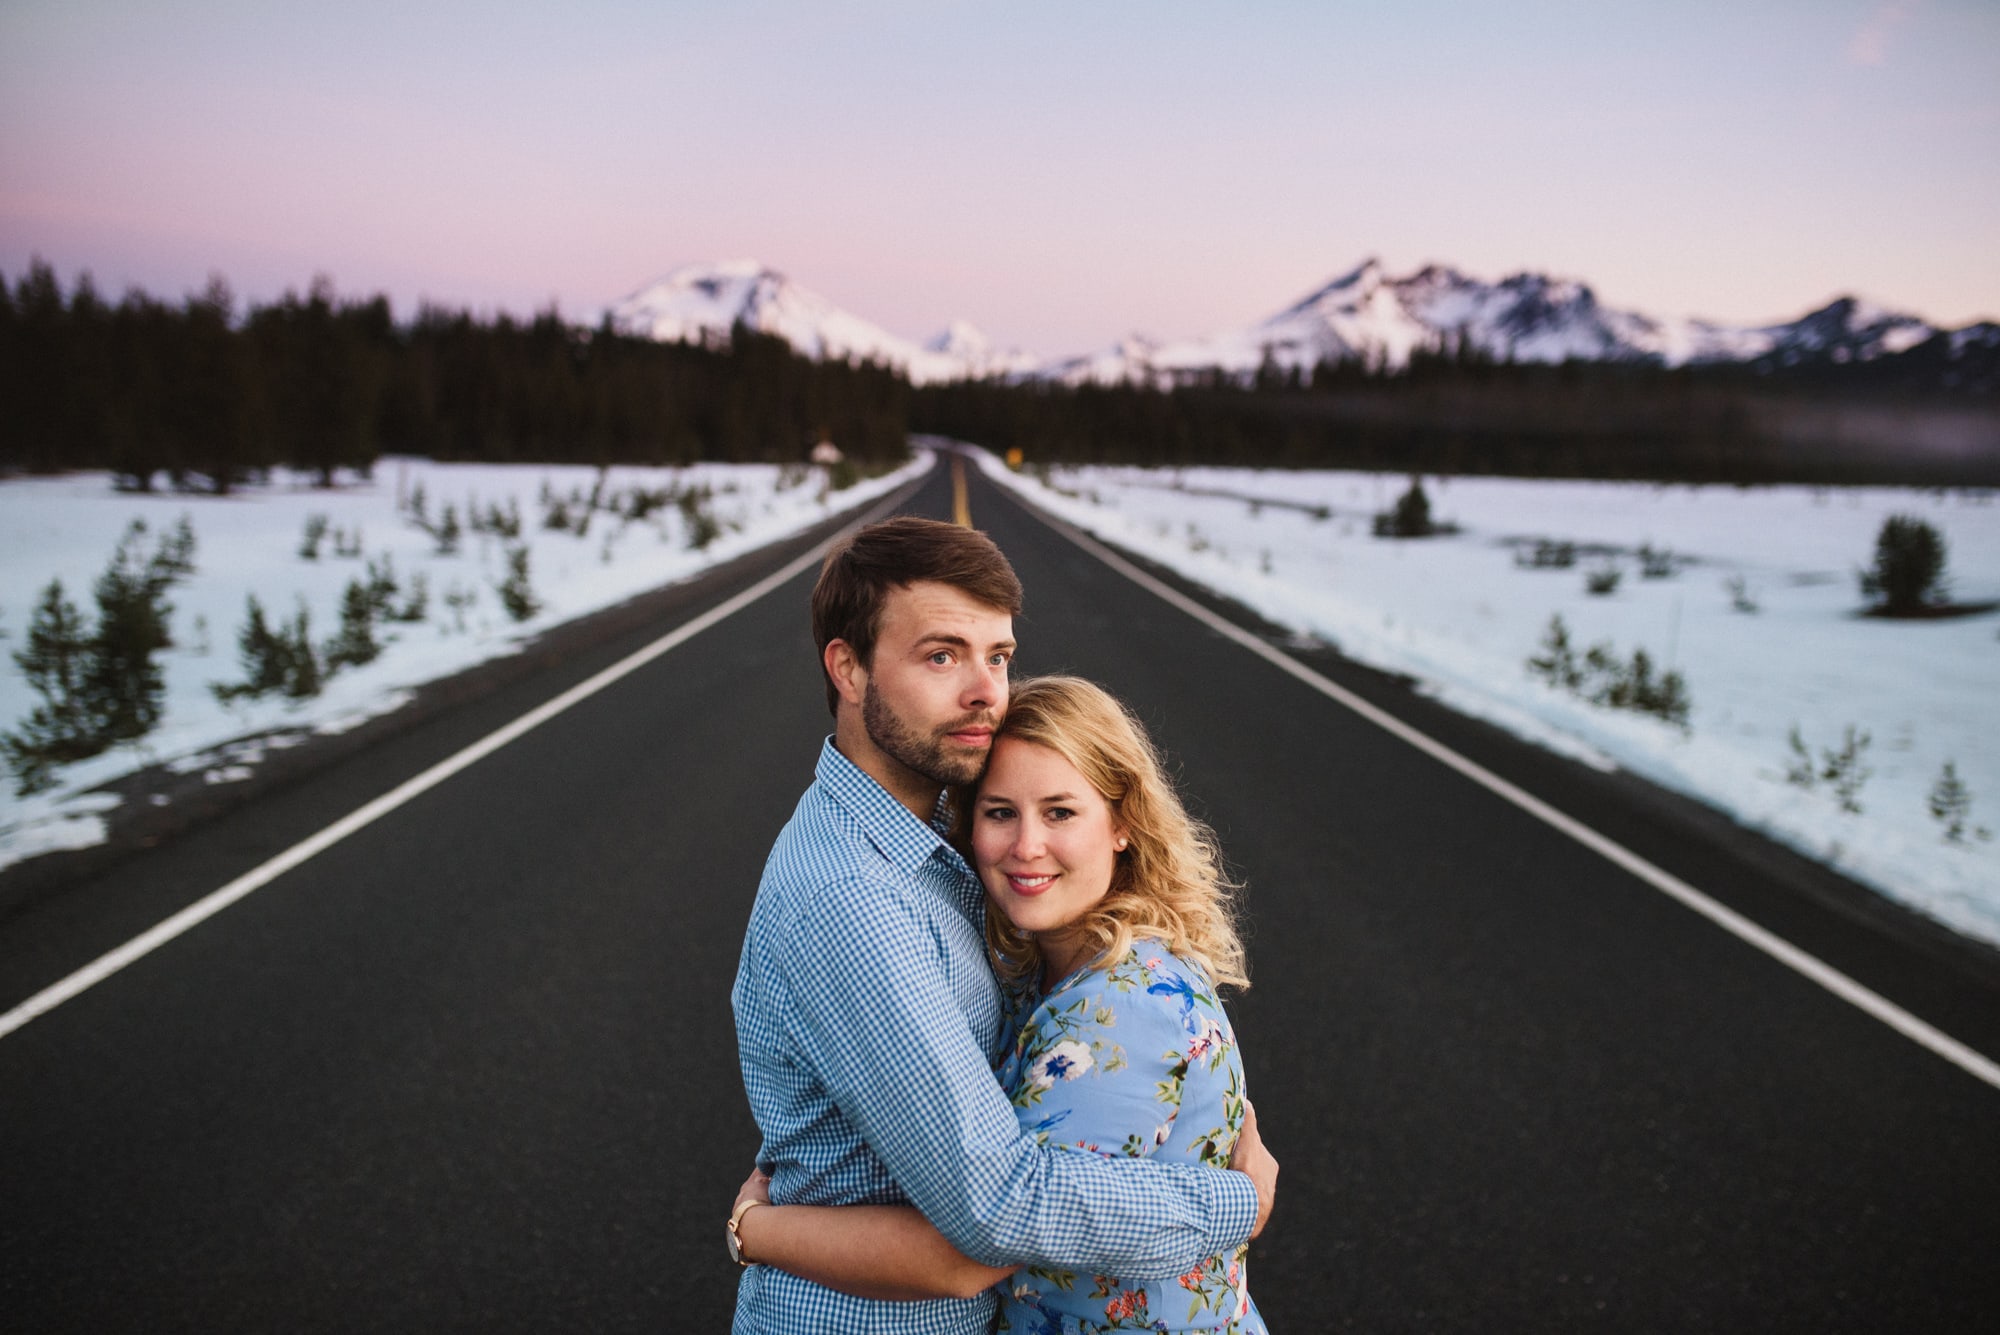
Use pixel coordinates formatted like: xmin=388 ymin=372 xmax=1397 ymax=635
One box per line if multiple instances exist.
xmin=726 ymin=1198 xmax=766 ymax=1267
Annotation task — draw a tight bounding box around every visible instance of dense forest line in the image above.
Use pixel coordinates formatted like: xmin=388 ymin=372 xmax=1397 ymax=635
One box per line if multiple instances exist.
xmin=0 ymin=262 xmax=910 ymax=490
xmin=911 ymin=343 xmax=2000 ymax=486
xmin=4 ymin=263 xmax=1993 ymax=488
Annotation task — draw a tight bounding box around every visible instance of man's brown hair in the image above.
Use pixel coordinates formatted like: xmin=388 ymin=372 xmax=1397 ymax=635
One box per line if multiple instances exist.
xmin=811 ymin=517 xmax=1023 ymax=715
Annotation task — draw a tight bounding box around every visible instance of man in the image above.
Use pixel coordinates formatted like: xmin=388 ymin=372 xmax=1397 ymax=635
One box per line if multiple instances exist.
xmin=730 ymin=516 xmax=1276 ymax=1332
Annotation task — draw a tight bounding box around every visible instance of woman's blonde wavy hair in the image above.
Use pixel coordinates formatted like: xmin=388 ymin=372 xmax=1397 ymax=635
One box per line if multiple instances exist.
xmin=950 ymin=675 xmax=1249 ymax=992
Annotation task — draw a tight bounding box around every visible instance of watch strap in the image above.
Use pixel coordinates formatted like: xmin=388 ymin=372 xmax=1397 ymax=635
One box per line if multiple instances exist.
xmin=727 ymin=1198 xmax=766 ymax=1267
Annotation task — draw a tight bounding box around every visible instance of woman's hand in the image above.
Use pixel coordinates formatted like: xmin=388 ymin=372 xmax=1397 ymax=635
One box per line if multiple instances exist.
xmin=734 ymin=1166 xmax=773 ymax=1215
xmin=1230 ymin=1100 xmax=1279 ymax=1238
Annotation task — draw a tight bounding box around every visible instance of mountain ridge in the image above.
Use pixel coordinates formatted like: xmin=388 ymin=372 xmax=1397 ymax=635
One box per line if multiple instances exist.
xmin=607 ymin=258 xmax=1996 ymax=389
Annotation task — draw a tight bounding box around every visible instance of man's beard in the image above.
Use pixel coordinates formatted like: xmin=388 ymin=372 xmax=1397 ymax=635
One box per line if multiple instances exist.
xmin=863 ymin=680 xmax=995 ymax=788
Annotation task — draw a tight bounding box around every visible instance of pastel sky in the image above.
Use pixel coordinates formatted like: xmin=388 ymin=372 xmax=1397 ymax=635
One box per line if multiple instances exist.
xmin=3 ymin=0 xmax=1995 ymax=358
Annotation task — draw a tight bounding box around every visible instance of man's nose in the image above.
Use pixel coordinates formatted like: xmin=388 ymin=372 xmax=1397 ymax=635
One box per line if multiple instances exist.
xmin=963 ymin=659 xmax=1003 ymax=707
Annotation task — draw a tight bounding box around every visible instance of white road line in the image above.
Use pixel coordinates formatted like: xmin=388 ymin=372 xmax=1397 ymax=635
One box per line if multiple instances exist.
xmin=1019 ymin=489 xmax=2000 ymax=1094
xmin=0 ymin=487 xmax=916 ymax=1042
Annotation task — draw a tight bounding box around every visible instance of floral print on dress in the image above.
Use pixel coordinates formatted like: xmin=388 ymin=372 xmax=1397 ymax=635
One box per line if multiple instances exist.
xmin=993 ymin=942 xmax=1267 ymax=1333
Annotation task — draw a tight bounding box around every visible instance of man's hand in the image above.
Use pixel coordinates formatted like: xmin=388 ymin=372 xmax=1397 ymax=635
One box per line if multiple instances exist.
xmin=1228 ymin=1100 xmax=1278 ymax=1239
xmin=734 ymin=1166 xmax=773 ymax=1214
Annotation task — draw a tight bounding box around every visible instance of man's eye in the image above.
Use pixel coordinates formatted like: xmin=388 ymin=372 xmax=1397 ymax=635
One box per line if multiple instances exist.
xmin=930 ymin=651 xmax=953 ymax=665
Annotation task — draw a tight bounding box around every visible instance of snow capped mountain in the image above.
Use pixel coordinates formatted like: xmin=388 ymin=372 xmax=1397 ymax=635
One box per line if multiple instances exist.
xmin=1741 ymin=296 xmax=1936 ymax=367
xmin=921 ymin=319 xmax=1041 ymax=380
xmin=605 ymin=261 xmax=1029 ymax=385
xmin=1049 ymin=259 xmax=1954 ymax=386
xmin=611 ymin=258 xmax=1970 ymax=389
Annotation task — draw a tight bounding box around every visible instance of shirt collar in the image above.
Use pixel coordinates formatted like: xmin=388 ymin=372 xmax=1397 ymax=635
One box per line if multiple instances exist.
xmin=814 ymin=736 xmax=967 ymax=877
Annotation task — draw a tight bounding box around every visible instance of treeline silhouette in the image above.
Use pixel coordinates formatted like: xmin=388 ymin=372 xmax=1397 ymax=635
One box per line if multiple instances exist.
xmin=5 ymin=262 xmax=1991 ymax=488
xmin=911 ymin=342 xmax=1999 ymax=486
xmin=0 ymin=262 xmax=909 ymax=490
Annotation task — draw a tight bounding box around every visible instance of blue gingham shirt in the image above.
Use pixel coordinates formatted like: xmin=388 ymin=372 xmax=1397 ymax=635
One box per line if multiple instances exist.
xmin=731 ymin=740 xmax=1258 ymax=1334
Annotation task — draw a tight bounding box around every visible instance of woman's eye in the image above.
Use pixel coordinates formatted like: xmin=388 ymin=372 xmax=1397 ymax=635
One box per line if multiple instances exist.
xmin=1046 ymin=807 xmax=1075 ymax=821
xmin=982 ymin=806 xmax=1016 ymax=822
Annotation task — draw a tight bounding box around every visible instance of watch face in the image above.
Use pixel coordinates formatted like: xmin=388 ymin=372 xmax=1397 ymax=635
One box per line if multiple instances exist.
xmin=726 ymin=1223 xmax=745 ymax=1265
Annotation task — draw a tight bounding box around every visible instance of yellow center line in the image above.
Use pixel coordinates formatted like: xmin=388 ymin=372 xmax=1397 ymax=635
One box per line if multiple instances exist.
xmin=951 ymin=454 xmax=972 ymax=527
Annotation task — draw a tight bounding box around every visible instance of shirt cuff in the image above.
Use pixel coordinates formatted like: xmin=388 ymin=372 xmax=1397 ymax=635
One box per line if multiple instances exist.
xmin=1210 ymin=1168 xmax=1261 ymax=1251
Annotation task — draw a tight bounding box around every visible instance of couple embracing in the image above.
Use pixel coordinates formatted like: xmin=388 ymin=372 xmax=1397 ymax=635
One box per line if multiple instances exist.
xmin=729 ymin=516 xmax=1276 ymax=1333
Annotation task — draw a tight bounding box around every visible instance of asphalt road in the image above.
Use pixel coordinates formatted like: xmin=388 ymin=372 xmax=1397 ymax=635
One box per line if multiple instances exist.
xmin=3 ymin=456 xmax=1996 ymax=1332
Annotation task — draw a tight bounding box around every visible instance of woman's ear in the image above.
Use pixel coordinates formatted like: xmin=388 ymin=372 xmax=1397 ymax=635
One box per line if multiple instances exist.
xmin=824 ymin=638 xmax=867 ymax=708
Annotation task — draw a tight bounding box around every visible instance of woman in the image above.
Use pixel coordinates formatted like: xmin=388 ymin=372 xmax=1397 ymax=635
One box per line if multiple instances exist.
xmin=732 ymin=676 xmax=1267 ymax=1332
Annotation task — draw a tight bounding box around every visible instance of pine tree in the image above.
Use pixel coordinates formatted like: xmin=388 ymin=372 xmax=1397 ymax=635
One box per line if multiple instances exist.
xmin=298 ymin=514 xmax=329 ymax=560
xmin=1373 ymin=476 xmax=1432 ymax=538
xmin=281 ymin=603 xmax=322 ymax=699
xmin=0 ymin=581 xmax=98 ymax=794
xmin=496 ymin=544 xmax=540 ymax=621
xmin=79 ymin=519 xmax=192 ymax=745
xmin=227 ymin=595 xmax=290 ymax=699
xmin=1927 ymin=761 xmax=1985 ymax=843
xmin=1860 ymin=515 xmax=1948 ymax=615
xmin=1526 ymin=615 xmax=1583 ymax=691
xmin=324 ymin=579 xmax=381 ymax=670
xmin=435 ymin=503 xmax=462 ymax=555
xmin=212 ymin=594 xmax=324 ymax=701
xmin=363 ymin=554 xmax=400 ymax=619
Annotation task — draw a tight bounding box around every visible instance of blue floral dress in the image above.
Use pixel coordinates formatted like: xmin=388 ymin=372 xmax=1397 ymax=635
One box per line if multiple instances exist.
xmin=993 ymin=940 xmax=1267 ymax=1334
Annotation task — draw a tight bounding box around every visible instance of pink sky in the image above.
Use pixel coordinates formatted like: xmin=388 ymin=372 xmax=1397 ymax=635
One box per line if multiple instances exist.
xmin=3 ymin=1 xmax=1996 ymax=358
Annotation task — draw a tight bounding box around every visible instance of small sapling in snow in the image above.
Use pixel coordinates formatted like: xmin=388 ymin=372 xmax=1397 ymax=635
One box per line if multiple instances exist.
xmin=1527 ymin=614 xmax=1688 ymax=728
xmin=678 ymin=486 xmax=723 ymax=550
xmin=298 ymin=513 xmax=329 ymax=561
xmin=496 ymin=544 xmax=540 ymax=622
xmin=1516 ymin=538 xmax=1576 ymax=569
xmin=362 ymin=555 xmax=399 ymax=620
xmin=1785 ymin=726 xmax=1817 ymax=788
xmin=442 ymin=582 xmax=477 ymax=633
xmin=1785 ymin=725 xmax=1872 ymax=813
xmin=1927 ymin=762 xmax=1990 ymax=843
xmin=323 ymin=579 xmax=381 ymax=670
xmin=1824 ymin=727 xmax=1872 ymax=813
xmin=1527 ymin=615 xmax=1585 ymax=693
xmin=391 ymin=571 xmax=429 ymax=623
xmin=1372 ymin=476 xmax=1435 ymax=538
xmin=433 ymin=503 xmax=462 ymax=556
xmin=212 ymin=596 xmax=323 ymax=702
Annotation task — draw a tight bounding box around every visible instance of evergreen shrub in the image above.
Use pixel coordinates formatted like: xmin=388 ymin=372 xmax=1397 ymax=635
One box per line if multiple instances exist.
xmin=1859 ymin=514 xmax=1947 ymax=615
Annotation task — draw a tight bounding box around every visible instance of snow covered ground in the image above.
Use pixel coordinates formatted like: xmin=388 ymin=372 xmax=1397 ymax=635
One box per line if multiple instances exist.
xmin=0 ymin=453 xmax=927 ymax=872
xmin=971 ymin=451 xmax=2000 ymax=949
xmin=5 ymin=443 xmax=1995 ymax=953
